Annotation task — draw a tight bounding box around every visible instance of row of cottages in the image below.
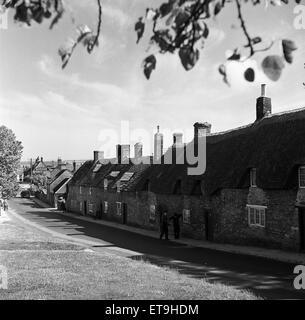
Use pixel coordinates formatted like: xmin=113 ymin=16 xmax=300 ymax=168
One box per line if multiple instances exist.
xmin=66 ymin=85 xmax=305 ymax=252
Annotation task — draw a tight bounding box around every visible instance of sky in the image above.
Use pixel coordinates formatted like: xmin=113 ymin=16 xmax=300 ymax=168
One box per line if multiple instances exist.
xmin=0 ymin=0 xmax=304 ymax=161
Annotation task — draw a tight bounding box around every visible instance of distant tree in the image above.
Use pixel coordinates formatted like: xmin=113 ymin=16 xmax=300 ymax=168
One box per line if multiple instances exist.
xmin=0 ymin=0 xmax=299 ymax=84
xmin=0 ymin=126 xmax=23 ymax=199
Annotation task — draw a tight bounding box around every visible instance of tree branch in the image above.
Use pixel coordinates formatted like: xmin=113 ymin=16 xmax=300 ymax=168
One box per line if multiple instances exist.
xmin=235 ymin=0 xmax=254 ymax=56
xmin=88 ymin=0 xmax=102 ymax=54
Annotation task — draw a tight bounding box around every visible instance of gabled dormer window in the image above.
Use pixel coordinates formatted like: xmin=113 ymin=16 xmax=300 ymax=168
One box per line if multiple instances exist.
xmin=299 ymin=166 xmax=305 ymax=188
xmin=250 ymin=168 xmax=257 ymax=187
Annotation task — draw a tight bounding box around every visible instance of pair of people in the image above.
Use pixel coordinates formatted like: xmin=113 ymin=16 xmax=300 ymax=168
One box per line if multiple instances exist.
xmin=159 ymin=212 xmax=182 ymax=240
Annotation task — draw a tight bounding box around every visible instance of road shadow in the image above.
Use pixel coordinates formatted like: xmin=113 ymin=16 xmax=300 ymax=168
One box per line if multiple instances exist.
xmin=9 ymin=199 xmax=305 ymax=300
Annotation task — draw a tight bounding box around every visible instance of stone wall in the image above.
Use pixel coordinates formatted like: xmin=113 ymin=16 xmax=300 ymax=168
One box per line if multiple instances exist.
xmin=211 ymin=187 xmax=300 ymax=251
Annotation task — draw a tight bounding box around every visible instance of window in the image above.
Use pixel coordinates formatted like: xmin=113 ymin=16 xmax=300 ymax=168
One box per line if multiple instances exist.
xmin=117 ymin=181 xmax=121 ymax=193
xmin=88 ymin=203 xmax=94 ymax=215
xmin=183 ymin=209 xmax=191 ymax=224
xmin=104 ymin=201 xmax=108 ymax=213
xmin=250 ymin=168 xmax=257 ymax=187
xmin=109 ymin=171 xmax=120 ymax=178
xmin=93 ymin=163 xmax=102 ymax=172
xmin=104 ymin=179 xmax=108 ymax=191
xmin=247 ymin=205 xmax=266 ymax=227
xmin=116 ymin=202 xmax=122 ymax=216
xmin=299 ymin=167 xmax=305 ymax=188
xmin=120 ymin=172 xmax=134 ymax=181
xmin=79 ymin=186 xmax=82 ymax=194
xmin=89 ymin=187 xmax=92 ymax=195
xmin=149 ymin=205 xmax=156 ymax=222
xmin=79 ymin=201 xmax=83 ymax=212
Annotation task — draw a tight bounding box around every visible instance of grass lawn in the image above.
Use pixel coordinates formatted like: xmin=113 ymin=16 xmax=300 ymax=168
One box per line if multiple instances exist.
xmin=0 ymin=212 xmax=259 ymax=300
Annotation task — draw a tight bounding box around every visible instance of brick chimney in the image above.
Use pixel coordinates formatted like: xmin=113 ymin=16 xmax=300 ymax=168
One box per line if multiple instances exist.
xmin=172 ymin=133 xmax=184 ymax=164
xmin=93 ymin=150 xmax=104 ymax=162
xmin=73 ymin=161 xmax=76 ymax=173
xmin=256 ymin=84 xmax=272 ymax=121
xmin=134 ymin=142 xmax=143 ymax=159
xmin=57 ymin=157 xmax=65 ymax=170
xmin=116 ymin=144 xmax=130 ymax=164
xmin=173 ymin=133 xmax=183 ymax=146
xmin=194 ymin=122 xmax=212 ymax=140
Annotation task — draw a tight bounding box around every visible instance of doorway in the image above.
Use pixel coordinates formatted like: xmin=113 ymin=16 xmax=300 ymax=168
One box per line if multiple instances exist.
xmin=122 ymin=203 xmax=127 ymax=225
xmin=83 ymin=201 xmax=87 ymax=216
xmin=205 ymin=209 xmax=214 ymax=241
xmin=298 ymin=208 xmax=305 ymax=251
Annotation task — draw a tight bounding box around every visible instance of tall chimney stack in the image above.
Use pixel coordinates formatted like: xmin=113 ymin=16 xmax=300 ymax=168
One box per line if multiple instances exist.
xmin=134 ymin=142 xmax=143 ymax=159
xmin=256 ymin=84 xmax=272 ymax=121
xmin=57 ymin=157 xmax=65 ymax=170
xmin=154 ymin=125 xmax=164 ymax=163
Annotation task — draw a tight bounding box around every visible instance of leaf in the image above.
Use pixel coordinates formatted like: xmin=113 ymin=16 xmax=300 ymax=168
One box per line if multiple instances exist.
xmin=218 ymin=64 xmax=229 ymax=86
xmin=159 ymin=0 xmax=176 ymax=17
xmin=214 ymin=2 xmax=222 ymax=15
xmin=261 ymin=55 xmax=285 ymax=81
xmin=244 ymin=68 xmax=255 ymax=82
xmin=252 ymin=37 xmax=262 ymax=45
xmin=58 ymin=38 xmax=76 ymax=69
xmin=143 ymin=55 xmax=157 ymax=79
xmin=282 ymin=39 xmax=297 ymax=64
xmin=135 ymin=18 xmax=145 ymax=44
xmin=146 ymin=8 xmax=157 ymax=20
xmin=175 ymin=10 xmax=190 ymax=28
xmin=227 ymin=50 xmax=241 ymax=61
xmin=76 ymin=25 xmax=92 ymax=42
xmin=179 ymin=47 xmax=199 ymax=71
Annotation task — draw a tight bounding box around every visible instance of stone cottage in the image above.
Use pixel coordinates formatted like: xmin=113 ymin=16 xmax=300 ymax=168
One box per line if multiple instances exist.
xmin=66 ymin=85 xmax=305 ymax=252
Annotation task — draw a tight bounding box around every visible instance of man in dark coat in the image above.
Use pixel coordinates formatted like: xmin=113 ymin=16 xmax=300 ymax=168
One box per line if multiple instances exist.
xmin=170 ymin=212 xmax=182 ymax=239
xmin=159 ymin=212 xmax=169 ymax=240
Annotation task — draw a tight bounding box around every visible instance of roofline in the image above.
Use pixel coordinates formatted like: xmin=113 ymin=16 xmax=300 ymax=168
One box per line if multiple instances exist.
xmin=208 ymin=106 xmax=305 ymax=138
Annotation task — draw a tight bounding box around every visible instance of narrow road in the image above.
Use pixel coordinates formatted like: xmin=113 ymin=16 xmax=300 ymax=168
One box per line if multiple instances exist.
xmin=8 ymin=198 xmax=305 ymax=300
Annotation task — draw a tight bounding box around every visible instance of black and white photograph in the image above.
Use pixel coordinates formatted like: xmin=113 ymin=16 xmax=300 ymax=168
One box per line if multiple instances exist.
xmin=1 ymin=0 xmax=305 ymax=307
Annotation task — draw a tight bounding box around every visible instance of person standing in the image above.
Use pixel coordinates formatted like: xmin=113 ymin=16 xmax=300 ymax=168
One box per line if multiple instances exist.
xmin=3 ymin=200 xmax=8 ymax=212
xmin=159 ymin=211 xmax=169 ymax=240
xmin=170 ymin=212 xmax=182 ymax=239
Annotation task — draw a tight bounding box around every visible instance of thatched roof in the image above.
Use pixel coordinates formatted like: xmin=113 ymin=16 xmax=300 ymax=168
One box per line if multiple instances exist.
xmin=69 ymin=107 xmax=305 ymax=196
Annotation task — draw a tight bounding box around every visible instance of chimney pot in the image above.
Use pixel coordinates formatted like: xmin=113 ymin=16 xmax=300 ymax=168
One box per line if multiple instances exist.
xmin=261 ymin=84 xmax=266 ymax=97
